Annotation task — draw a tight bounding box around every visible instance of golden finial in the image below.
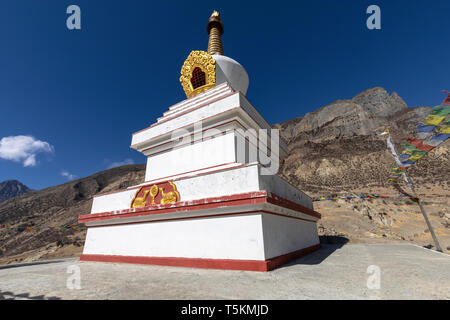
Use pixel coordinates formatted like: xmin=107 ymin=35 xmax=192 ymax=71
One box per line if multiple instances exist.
xmin=207 ymin=10 xmax=224 ymax=55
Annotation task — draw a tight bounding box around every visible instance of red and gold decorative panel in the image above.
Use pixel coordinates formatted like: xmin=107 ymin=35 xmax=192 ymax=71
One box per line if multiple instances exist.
xmin=130 ymin=181 xmax=180 ymax=208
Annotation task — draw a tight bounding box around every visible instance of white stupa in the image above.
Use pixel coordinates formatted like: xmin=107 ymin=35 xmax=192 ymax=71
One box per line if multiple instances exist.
xmin=79 ymin=11 xmax=321 ymax=271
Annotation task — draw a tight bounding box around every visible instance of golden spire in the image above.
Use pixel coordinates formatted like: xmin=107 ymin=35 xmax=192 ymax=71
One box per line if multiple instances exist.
xmin=206 ymin=10 xmax=224 ymax=55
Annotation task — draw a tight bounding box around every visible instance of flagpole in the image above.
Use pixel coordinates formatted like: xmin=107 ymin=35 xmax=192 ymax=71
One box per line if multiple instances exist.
xmin=384 ymin=131 xmax=443 ymax=252
xmin=404 ymin=174 xmax=443 ymax=252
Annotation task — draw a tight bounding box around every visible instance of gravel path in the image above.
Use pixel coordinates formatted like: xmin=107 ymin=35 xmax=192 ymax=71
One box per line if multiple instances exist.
xmin=0 ymin=244 xmax=448 ymax=300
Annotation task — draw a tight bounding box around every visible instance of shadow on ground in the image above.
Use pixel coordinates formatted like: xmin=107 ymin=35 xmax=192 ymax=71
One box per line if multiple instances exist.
xmin=281 ymin=236 xmax=349 ymax=268
xmin=0 ymin=290 xmax=61 ymax=300
xmin=0 ymin=259 xmax=68 ymax=270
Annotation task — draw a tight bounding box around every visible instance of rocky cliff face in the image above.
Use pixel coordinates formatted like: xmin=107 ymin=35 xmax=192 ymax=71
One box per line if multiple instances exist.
xmin=275 ymin=87 xmax=449 ymax=250
xmin=0 ymin=180 xmax=32 ymax=203
xmin=275 ymin=87 xmax=449 ymax=193
xmin=276 ymin=87 xmax=408 ymax=143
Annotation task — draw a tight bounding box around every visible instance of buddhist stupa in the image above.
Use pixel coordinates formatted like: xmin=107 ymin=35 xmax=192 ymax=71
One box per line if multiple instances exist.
xmin=79 ymin=11 xmax=321 ymax=271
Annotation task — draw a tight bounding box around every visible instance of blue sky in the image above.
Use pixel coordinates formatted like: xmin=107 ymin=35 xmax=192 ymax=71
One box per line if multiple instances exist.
xmin=0 ymin=0 xmax=449 ymax=190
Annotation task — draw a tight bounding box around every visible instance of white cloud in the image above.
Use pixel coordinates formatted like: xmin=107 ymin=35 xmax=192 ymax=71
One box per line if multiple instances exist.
xmin=0 ymin=135 xmax=54 ymax=167
xmin=107 ymin=158 xmax=135 ymax=169
xmin=61 ymin=170 xmax=77 ymax=181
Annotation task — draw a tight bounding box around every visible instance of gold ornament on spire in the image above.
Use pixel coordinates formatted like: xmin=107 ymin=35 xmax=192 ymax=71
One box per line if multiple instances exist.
xmin=179 ymin=11 xmax=225 ymax=99
xmin=207 ymin=10 xmax=224 ymax=55
xmin=179 ymin=50 xmax=216 ymax=99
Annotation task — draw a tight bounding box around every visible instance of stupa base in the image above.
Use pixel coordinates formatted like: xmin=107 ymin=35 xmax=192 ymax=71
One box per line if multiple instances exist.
xmin=80 ymin=244 xmax=320 ymax=272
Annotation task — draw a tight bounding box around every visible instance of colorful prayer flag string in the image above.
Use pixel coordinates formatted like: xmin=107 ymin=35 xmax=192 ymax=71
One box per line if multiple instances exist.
xmin=386 ymin=96 xmax=450 ymax=202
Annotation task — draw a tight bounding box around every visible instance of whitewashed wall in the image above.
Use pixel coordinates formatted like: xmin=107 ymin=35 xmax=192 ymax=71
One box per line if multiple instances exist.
xmin=145 ymin=132 xmax=236 ymax=181
xmin=261 ymin=213 xmax=320 ymax=259
xmin=83 ymin=213 xmax=265 ymax=260
xmin=90 ymin=163 xmax=313 ymax=214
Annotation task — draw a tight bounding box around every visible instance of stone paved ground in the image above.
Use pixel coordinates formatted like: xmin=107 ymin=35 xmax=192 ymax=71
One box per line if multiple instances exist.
xmin=0 ymin=244 xmax=449 ymax=300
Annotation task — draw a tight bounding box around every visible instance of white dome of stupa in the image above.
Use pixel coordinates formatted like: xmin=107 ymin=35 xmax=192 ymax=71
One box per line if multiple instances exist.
xmin=213 ymin=54 xmax=249 ymax=95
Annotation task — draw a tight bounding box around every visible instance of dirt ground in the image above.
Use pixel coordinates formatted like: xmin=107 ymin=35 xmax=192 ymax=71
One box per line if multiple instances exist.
xmin=0 ymin=244 xmax=448 ymax=300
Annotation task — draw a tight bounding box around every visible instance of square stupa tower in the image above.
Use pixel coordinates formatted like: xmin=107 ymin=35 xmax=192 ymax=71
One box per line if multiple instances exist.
xmin=79 ymin=11 xmax=321 ymax=271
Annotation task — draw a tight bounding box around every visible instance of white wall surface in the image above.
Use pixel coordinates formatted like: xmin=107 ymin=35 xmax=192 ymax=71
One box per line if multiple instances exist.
xmin=259 ymin=173 xmax=313 ymax=209
xmin=145 ymin=132 xmax=236 ymax=181
xmin=90 ymin=163 xmax=313 ymax=214
xmin=261 ymin=213 xmax=320 ymax=259
xmin=90 ymin=188 xmax=137 ymax=214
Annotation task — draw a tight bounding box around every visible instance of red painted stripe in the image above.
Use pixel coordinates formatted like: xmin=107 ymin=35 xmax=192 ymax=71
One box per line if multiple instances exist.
xmin=79 ymin=244 xmax=321 ymax=272
xmin=261 ymin=210 xmax=317 ymax=223
xmin=265 ymin=244 xmax=321 ymax=271
xmin=79 ymin=192 xmax=320 ymax=224
xmin=267 ymin=193 xmax=321 ymax=219
xmin=83 ymin=209 xmax=317 ymax=229
xmin=80 ymin=191 xmax=268 ymax=223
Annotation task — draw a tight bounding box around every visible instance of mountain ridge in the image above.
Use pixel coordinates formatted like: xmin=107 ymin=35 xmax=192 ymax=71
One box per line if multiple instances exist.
xmin=0 ymin=180 xmax=32 ymax=203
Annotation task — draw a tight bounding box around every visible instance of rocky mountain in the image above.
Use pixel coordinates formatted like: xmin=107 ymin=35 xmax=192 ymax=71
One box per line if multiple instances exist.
xmin=0 ymin=87 xmax=448 ymax=264
xmin=0 ymin=180 xmax=32 ymax=203
xmin=0 ymin=164 xmax=145 ymax=263
xmin=274 ymin=87 xmax=449 ymax=193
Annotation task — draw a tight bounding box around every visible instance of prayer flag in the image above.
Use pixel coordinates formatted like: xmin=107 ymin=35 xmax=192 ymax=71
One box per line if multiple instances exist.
xmin=430 ymin=105 xmax=450 ymax=116
xmin=443 ymin=93 xmax=450 ymax=105
xmin=416 ymin=124 xmax=436 ymax=132
xmin=402 ymin=143 xmax=416 ymax=150
xmin=425 ymin=115 xmax=445 ymax=126
xmin=401 ymin=160 xmax=415 ymax=167
xmin=399 ymin=154 xmax=410 ymax=160
xmin=407 ymin=137 xmax=424 ymax=147
xmin=415 ymin=144 xmax=435 ymax=152
xmin=424 ymin=133 xmax=450 ymax=146
xmin=440 ymin=126 xmax=450 ymax=134
xmin=411 ymin=150 xmax=428 ymax=156
xmin=408 ymin=154 xmax=424 ymax=161
xmin=416 ymin=132 xmax=431 ymax=139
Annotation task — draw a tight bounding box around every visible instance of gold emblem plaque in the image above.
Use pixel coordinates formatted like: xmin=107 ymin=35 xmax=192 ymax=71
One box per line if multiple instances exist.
xmin=179 ymin=50 xmax=216 ymax=99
